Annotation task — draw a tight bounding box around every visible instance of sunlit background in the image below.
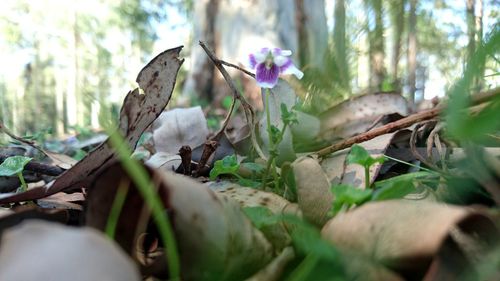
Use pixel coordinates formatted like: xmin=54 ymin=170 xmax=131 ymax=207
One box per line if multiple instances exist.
xmin=0 ymin=0 xmax=498 ymax=138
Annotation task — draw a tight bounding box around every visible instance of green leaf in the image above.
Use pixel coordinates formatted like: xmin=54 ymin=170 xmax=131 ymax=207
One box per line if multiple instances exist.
xmin=0 ymin=156 xmax=32 ymax=176
xmin=347 ymin=145 xmax=385 ymax=168
xmin=237 ymin=178 xmax=261 ymax=188
xmin=373 ymin=179 xmax=414 ymax=201
xmin=280 ymin=103 xmax=298 ymax=125
xmin=240 ymin=162 xmax=265 ymax=174
xmin=209 ymin=154 xmax=240 ymax=180
xmin=242 ymin=206 xmax=277 ymax=229
xmin=331 ymin=184 xmax=373 ymax=214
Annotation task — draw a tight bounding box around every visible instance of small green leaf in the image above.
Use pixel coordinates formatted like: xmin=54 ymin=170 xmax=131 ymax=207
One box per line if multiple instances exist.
xmin=331 ymin=184 xmax=373 ymax=214
xmin=209 ymin=154 xmax=240 ymax=180
xmin=373 ymin=179 xmax=414 ymax=201
xmin=0 ymin=156 xmax=32 ymax=176
xmin=237 ymin=178 xmax=261 ymax=188
xmin=242 ymin=206 xmax=277 ymax=229
xmin=280 ymin=103 xmax=298 ymax=125
xmin=240 ymin=162 xmax=265 ymax=174
xmin=347 ymin=145 xmax=385 ymax=168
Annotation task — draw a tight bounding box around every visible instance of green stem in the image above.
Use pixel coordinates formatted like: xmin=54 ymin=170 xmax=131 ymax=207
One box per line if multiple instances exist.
xmin=107 ymin=130 xmax=180 ymax=279
xmin=105 ymin=179 xmax=129 ymax=239
xmin=17 ymin=172 xmax=27 ymax=192
xmin=262 ymin=89 xmax=277 ymax=188
xmin=364 ymin=166 xmax=370 ymax=189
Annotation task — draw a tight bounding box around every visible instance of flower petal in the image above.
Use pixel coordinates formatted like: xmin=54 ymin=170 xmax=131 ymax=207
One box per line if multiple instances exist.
xmin=248 ymin=54 xmax=257 ymax=69
xmin=280 ymin=62 xmax=304 ymax=80
xmin=273 ymin=48 xmax=292 ymax=56
xmin=256 ymin=63 xmax=279 ymax=88
xmin=274 ymin=55 xmax=290 ymax=67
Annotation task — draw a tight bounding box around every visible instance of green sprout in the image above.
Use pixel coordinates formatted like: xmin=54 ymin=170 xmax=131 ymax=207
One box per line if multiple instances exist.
xmin=346 ymin=144 xmax=386 ymax=189
xmin=0 ymin=156 xmax=32 ymax=192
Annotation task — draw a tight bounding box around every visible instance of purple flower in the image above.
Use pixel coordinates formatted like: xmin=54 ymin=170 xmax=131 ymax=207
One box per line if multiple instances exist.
xmin=248 ymin=48 xmax=304 ymax=89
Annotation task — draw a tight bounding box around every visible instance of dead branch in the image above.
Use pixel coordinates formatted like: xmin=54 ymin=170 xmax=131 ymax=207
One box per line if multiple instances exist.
xmin=316 ymin=87 xmax=500 ymax=157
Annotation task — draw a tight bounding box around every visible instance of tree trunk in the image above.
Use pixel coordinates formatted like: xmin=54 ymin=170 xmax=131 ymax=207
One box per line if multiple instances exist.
xmin=475 ymin=0 xmax=484 ymax=90
xmin=333 ymin=0 xmax=349 ymax=89
xmin=296 ymin=0 xmax=328 ymax=70
xmin=390 ymin=0 xmax=405 ymax=91
xmin=466 ymin=0 xmax=476 ymax=63
xmin=407 ymin=0 xmax=417 ymax=110
xmin=365 ymin=0 xmax=386 ymax=91
xmin=183 ymin=0 xmax=298 ymax=106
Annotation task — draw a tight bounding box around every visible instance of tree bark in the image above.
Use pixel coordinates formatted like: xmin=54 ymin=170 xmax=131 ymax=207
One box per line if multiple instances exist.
xmin=466 ymin=0 xmax=476 ymax=63
xmin=334 ymin=0 xmax=349 ymax=89
xmin=365 ymin=0 xmax=386 ymax=91
xmin=407 ymin=0 xmax=417 ymax=110
xmin=475 ymin=0 xmax=484 ymax=90
xmin=390 ymin=0 xmax=405 ymax=91
xmin=298 ymin=0 xmax=328 ymax=70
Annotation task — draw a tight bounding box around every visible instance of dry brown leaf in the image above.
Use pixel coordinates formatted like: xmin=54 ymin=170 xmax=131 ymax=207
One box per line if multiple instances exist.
xmin=321 ymin=200 xmax=499 ymax=278
xmin=0 ymin=47 xmax=184 ymax=204
xmin=292 ymin=156 xmax=333 ymax=226
xmin=319 ymin=93 xmax=409 ymax=141
xmin=152 ymin=106 xmax=209 ymax=154
xmin=0 ymin=221 xmax=140 ymax=281
xmin=245 ymin=247 xmax=295 ymax=281
xmin=86 ymin=162 xmax=273 ymax=280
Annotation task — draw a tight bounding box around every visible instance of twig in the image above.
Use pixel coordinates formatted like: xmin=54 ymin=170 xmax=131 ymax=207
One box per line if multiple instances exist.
xmin=199 ymin=41 xmax=267 ymax=160
xmin=220 ymin=61 xmax=255 ymax=78
xmin=316 ymin=87 xmax=500 ymax=157
xmin=178 ymin=146 xmax=192 ymax=176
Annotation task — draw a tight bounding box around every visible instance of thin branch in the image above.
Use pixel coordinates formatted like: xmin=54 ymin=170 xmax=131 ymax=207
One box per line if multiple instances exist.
xmin=316 ymin=87 xmax=500 ymax=157
xmin=199 ymin=41 xmax=267 ymax=160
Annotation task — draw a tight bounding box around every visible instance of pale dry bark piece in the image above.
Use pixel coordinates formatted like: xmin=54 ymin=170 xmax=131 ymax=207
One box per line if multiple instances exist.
xmin=321 ymin=200 xmax=499 ymax=276
xmin=292 ymin=156 xmax=333 ymax=226
xmin=0 ymin=47 xmax=184 ymax=204
xmin=145 ymin=152 xmax=182 ymax=171
xmin=0 ymin=221 xmax=140 ymax=281
xmin=152 ymin=106 xmax=209 ymax=154
xmin=319 ymin=93 xmax=409 ymax=141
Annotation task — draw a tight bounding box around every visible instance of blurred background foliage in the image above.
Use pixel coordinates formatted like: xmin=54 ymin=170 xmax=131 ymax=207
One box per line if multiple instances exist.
xmin=0 ymin=0 xmax=498 ymax=140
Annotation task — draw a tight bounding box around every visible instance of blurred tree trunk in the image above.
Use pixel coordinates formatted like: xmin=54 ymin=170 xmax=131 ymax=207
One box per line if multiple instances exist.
xmin=183 ymin=0 xmax=298 ymax=106
xmin=407 ymin=0 xmax=417 ymax=109
xmin=475 ymin=0 xmax=484 ymax=90
xmin=389 ymin=0 xmax=405 ymax=91
xmin=365 ymin=0 xmax=386 ymax=91
xmin=333 ymin=0 xmax=349 ymax=90
xmin=466 ymin=0 xmax=476 ymax=63
xmin=66 ymin=4 xmax=78 ymax=131
xmin=296 ymin=0 xmax=328 ymax=70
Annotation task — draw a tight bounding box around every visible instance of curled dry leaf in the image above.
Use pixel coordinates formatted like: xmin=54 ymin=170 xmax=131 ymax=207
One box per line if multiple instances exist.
xmin=245 ymin=247 xmax=295 ymax=281
xmin=319 ymin=93 xmax=409 ymax=141
xmin=292 ymin=156 xmax=333 ymax=226
xmin=152 ymin=106 xmax=209 ymax=154
xmin=86 ymin=162 xmax=273 ymax=281
xmin=321 ymin=200 xmax=499 ymax=279
xmin=0 ymin=221 xmax=140 ymax=281
xmin=0 ymin=46 xmax=184 ymax=204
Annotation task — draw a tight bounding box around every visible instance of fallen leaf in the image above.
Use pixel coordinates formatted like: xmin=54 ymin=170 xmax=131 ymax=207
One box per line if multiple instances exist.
xmin=321 ymin=200 xmax=499 ymax=279
xmin=319 ymin=93 xmax=409 ymax=141
xmin=152 ymin=106 xmax=209 ymax=154
xmin=86 ymin=162 xmax=273 ymax=280
xmin=292 ymin=156 xmax=333 ymax=226
xmin=0 ymin=221 xmax=140 ymax=281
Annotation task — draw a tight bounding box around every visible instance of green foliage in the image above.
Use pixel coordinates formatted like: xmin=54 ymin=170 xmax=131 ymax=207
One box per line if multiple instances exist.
xmin=347 ymin=144 xmax=386 ymax=168
xmin=330 ymin=184 xmax=373 ymax=215
xmin=0 ymin=156 xmax=31 ymax=176
xmin=445 ymin=28 xmax=500 ymax=142
xmin=347 ymin=144 xmax=385 ymax=189
xmin=209 ymin=154 xmax=240 ymax=180
xmin=372 ymin=172 xmax=429 ymax=201
xmin=0 ymin=155 xmax=32 ymax=192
